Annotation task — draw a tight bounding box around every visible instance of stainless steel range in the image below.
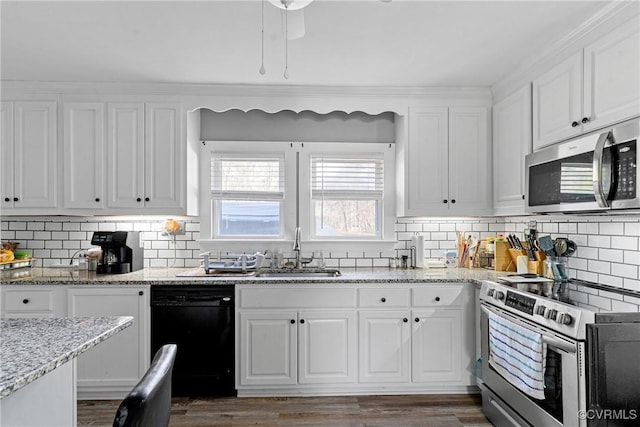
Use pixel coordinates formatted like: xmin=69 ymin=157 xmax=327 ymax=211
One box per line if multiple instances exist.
xmin=479 ymin=279 xmax=596 ymax=427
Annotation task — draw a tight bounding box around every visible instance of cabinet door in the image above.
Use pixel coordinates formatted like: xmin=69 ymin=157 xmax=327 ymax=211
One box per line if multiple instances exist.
xmin=405 ymin=107 xmax=449 ymax=215
xmin=63 ymin=102 xmax=105 ymax=208
xmin=144 ymin=103 xmax=183 ymax=209
xmin=358 ymin=310 xmax=410 ymax=383
xmin=239 ymin=311 xmax=297 ymax=386
xmin=67 ymin=287 xmax=150 ymax=399
xmin=448 ymin=107 xmax=490 ymax=214
xmin=412 ymin=309 xmax=462 ymax=383
xmin=492 ymin=85 xmax=532 ymax=215
xmin=298 ymin=310 xmax=356 ymax=384
xmin=583 ymin=22 xmax=640 ymax=132
xmin=533 ymin=51 xmax=583 ymax=150
xmin=1 ymin=102 xmax=14 ymax=209
xmin=13 ymin=101 xmax=58 ymax=208
xmin=108 ymin=103 xmax=145 ymax=208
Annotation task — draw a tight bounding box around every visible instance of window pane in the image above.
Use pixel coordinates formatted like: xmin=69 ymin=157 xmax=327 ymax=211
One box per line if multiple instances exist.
xmin=218 ymin=200 xmax=281 ymax=236
xmin=314 ymin=200 xmax=378 ymax=237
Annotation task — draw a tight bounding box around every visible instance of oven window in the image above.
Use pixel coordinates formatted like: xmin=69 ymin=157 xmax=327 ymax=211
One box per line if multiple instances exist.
xmin=536 ymin=348 xmax=564 ymax=423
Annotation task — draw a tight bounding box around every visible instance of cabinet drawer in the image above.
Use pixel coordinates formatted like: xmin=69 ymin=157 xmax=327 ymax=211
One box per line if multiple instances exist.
xmin=4 ymin=289 xmax=54 ymax=312
xmin=238 ymin=286 xmax=355 ymax=309
xmin=358 ymin=288 xmax=410 ymax=308
xmin=412 ymin=286 xmax=463 ymax=307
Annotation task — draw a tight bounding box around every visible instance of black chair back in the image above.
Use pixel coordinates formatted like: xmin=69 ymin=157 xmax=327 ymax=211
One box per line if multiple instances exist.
xmin=113 ymin=344 xmax=177 ymax=427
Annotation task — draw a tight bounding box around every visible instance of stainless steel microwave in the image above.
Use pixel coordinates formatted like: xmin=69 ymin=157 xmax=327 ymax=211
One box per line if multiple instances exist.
xmin=525 ymin=118 xmax=639 ymax=213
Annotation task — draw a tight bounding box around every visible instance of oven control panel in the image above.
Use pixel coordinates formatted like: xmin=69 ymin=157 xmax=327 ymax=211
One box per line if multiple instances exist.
xmin=480 ymin=280 xmax=596 ymax=339
xmin=504 ymin=290 xmax=535 ymax=315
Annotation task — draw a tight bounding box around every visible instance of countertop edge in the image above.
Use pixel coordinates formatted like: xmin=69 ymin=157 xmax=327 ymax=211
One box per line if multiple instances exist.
xmin=0 ymin=316 xmax=134 ymax=399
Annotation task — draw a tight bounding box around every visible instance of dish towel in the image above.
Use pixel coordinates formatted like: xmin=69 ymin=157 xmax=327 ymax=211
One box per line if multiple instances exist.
xmin=488 ymin=311 xmax=547 ymax=400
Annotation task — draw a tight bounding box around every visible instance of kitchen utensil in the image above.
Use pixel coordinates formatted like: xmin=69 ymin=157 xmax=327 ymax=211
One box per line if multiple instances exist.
xmin=537 ymin=235 xmax=556 ymax=256
xmin=554 ymin=238 xmax=577 ymax=256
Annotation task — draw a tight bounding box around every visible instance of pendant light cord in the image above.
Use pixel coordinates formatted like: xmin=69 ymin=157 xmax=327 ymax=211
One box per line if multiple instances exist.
xmin=259 ymin=0 xmax=266 ymax=75
xmin=284 ymin=6 xmax=289 ymax=79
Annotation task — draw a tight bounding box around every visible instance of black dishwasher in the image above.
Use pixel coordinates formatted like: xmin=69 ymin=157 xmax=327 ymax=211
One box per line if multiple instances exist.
xmin=151 ymin=286 xmax=236 ymax=396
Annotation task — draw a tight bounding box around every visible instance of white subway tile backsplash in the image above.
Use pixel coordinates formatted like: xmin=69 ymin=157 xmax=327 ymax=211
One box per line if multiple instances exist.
xmin=588 ymin=294 xmax=612 ymax=311
xmin=2 ymin=214 xmax=639 ymax=313
xmin=588 ymin=235 xmax=611 ymax=248
xmin=611 ymin=263 xmax=639 ymax=279
xmin=611 ymin=235 xmax=638 ymax=250
xmin=599 ymin=222 xmax=624 ymax=235
xmin=611 ymin=300 xmax=639 ymax=312
xmin=598 ymin=248 xmax=624 ymax=263
xmin=26 ymin=222 xmax=45 ymax=231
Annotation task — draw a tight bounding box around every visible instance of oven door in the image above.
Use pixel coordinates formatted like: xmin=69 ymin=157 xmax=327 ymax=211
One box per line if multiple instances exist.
xmin=480 ymin=303 xmax=587 ymax=427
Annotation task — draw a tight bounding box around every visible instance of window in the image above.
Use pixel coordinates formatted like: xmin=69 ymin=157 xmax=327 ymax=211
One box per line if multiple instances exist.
xmin=211 ymin=155 xmax=284 ymax=237
xmin=311 ymin=155 xmax=384 ymax=239
xmin=200 ymin=141 xmax=394 ymax=247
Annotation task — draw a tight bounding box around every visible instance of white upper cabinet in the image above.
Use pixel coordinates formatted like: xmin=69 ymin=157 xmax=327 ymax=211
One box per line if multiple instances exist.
xmin=401 ymin=106 xmax=490 ymax=216
xmin=108 ymin=102 xmax=145 ymax=209
xmin=108 ymin=102 xmax=183 ymax=211
xmin=583 ymin=21 xmax=640 ymax=132
xmin=532 ymin=52 xmax=583 ymax=149
xmin=492 ymin=85 xmax=532 ymax=216
xmin=533 ymin=21 xmax=640 ymax=150
xmin=1 ymin=101 xmax=57 ymax=210
xmin=144 ymin=103 xmax=183 ymax=209
xmin=63 ymin=102 xmax=105 ymax=209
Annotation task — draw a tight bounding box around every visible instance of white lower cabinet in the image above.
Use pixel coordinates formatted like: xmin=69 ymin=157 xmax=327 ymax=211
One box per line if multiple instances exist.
xmin=0 ymin=285 xmax=67 ymax=318
xmin=237 ymin=283 xmax=475 ymax=396
xmin=238 ymin=309 xmax=357 ymax=387
xmin=67 ymin=286 xmax=150 ymax=399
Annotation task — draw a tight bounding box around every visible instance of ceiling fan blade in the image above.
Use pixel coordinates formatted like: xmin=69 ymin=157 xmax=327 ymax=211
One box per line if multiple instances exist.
xmin=280 ymin=8 xmax=305 ymax=40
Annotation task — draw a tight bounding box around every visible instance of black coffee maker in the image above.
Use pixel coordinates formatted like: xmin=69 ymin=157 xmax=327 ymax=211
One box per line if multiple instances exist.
xmin=91 ymin=231 xmax=143 ymax=274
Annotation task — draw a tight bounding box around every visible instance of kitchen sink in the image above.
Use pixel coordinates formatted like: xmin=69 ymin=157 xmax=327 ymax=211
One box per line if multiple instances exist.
xmin=256 ymin=269 xmax=341 ymax=278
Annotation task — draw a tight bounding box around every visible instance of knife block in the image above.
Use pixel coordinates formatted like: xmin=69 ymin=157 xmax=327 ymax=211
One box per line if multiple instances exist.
xmin=494 ymin=241 xmax=516 ymax=272
xmin=505 ymin=245 xmax=546 ymax=275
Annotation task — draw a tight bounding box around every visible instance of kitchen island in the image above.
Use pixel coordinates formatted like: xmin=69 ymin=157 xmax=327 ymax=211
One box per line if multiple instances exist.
xmin=0 ymin=316 xmax=133 ymax=426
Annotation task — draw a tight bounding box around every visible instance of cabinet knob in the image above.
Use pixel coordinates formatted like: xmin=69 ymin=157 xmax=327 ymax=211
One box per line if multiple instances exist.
xmin=581 ymin=117 xmax=590 ymax=124
xmin=451 ymin=199 xmax=456 ymax=204
xmin=13 ymin=197 xmax=18 ymax=202
xmin=145 ymin=197 xmax=150 ymax=202
xmin=403 ymin=318 xmax=408 ymax=323
xmin=138 ymin=291 xmax=144 ymax=296
xmin=22 ymin=299 xmax=29 ymax=304
xmin=571 ymin=121 xmax=579 ymax=128
xmin=290 ymin=319 xmax=296 ymax=324
xmin=300 ymin=319 xmax=305 ymax=324
xmin=95 ymin=198 xmax=100 ymax=202
xmin=136 ymin=197 xmax=142 ymax=202
xmin=4 ymin=197 xmax=9 ymax=202
xmin=443 ymin=199 xmax=448 ymax=204
xmin=380 ymin=297 xmax=386 ymax=303
xmin=435 ymin=296 xmax=440 ymax=302
xmin=522 ymin=195 xmax=525 ymax=200
xmin=414 ymin=317 xmax=420 ymax=323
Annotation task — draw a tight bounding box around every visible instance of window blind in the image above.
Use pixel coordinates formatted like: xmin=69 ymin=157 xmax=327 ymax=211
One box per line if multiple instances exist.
xmin=311 ymin=156 xmax=384 ymax=200
xmin=211 ymin=154 xmax=284 ymax=200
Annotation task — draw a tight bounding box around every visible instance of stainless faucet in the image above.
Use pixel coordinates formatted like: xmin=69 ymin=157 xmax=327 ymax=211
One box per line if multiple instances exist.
xmin=293 ymin=227 xmax=302 ymax=269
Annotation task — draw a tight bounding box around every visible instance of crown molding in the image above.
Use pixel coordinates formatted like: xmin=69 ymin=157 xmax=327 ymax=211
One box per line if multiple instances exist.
xmin=491 ymin=1 xmax=640 ymax=103
xmin=1 ymin=81 xmax=491 ymax=115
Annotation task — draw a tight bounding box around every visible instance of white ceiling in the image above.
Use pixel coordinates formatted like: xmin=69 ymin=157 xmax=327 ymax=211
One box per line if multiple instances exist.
xmin=0 ymin=0 xmax=609 ymax=87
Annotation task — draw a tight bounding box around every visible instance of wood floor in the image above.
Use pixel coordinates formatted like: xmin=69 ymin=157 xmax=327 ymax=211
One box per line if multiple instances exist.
xmin=78 ymin=394 xmax=493 ymax=426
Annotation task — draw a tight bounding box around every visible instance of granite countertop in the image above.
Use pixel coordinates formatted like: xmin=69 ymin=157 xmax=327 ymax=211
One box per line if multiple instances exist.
xmin=2 ymin=266 xmax=505 ymax=286
xmin=0 ymin=316 xmax=133 ymax=399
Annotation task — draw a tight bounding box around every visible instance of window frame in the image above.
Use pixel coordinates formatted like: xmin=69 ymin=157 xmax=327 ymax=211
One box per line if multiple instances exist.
xmin=200 ymin=141 xmax=297 ymax=242
xmin=199 ymin=141 xmax=396 ymax=252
